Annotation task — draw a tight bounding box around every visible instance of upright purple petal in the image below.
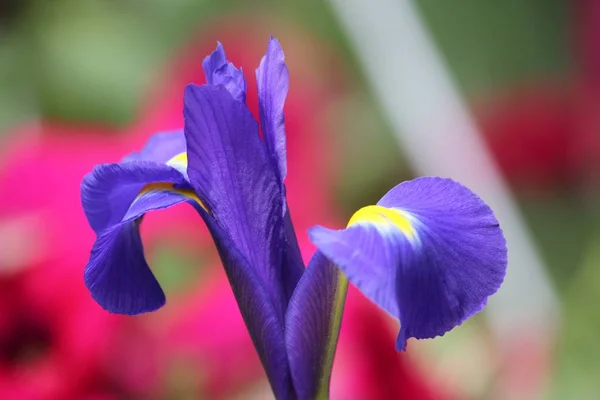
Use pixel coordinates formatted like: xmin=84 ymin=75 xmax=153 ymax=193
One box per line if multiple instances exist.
xmin=202 ymin=42 xmax=227 ymax=83
xmin=183 ymin=83 xmax=290 ymax=316
xmin=203 ymin=215 xmax=294 ymax=399
xmin=309 ymin=177 xmax=507 ymax=350
xmin=183 ymin=84 xmax=286 ymax=306
xmin=281 ymin=207 xmax=307 ymax=300
xmin=184 ymin=83 xmax=309 ymax=394
xmin=81 ymin=161 xmax=202 ymax=315
xmin=202 ymin=42 xmax=247 ymax=103
xmin=256 ymin=37 xmax=289 ymax=184
xmin=285 ymin=251 xmax=347 ymax=399
xmin=256 ymin=38 xmax=304 ymax=298
xmin=213 ymin=63 xmax=247 ymax=103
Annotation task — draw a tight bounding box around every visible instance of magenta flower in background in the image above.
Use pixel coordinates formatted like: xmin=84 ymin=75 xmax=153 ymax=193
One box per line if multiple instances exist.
xmin=0 ymin=258 xmax=122 ymax=399
xmin=332 ymin=287 xmax=455 ymax=400
xmin=81 ymin=38 xmax=508 ymax=399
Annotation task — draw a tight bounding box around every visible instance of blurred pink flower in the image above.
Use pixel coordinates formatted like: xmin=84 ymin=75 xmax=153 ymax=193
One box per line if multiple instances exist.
xmin=331 ymin=287 xmax=454 ymax=400
xmin=477 ymin=84 xmax=575 ymax=192
xmin=0 ymin=258 xmax=123 ymax=400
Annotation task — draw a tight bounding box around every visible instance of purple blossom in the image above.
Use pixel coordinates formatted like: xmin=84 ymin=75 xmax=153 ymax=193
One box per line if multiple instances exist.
xmin=81 ymin=38 xmax=507 ymax=399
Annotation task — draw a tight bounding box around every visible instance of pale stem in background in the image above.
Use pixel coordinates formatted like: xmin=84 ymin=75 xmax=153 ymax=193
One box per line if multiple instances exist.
xmin=328 ymin=0 xmax=559 ymax=357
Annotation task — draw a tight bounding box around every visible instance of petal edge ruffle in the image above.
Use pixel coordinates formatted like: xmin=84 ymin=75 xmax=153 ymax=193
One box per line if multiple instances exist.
xmin=310 ymin=177 xmax=507 ymax=350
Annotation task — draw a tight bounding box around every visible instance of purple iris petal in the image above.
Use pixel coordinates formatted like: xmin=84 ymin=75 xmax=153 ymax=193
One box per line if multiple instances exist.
xmin=184 ymin=83 xmax=318 ymax=396
xmin=308 ymin=224 xmax=401 ymax=316
xmin=123 ymin=130 xmax=186 ymax=163
xmin=202 ymin=42 xmax=227 ymax=83
xmin=281 ymin=207 xmax=307 ymax=300
xmin=81 ymin=160 xmax=198 ymax=315
xmin=256 ymin=37 xmax=289 ymax=185
xmin=203 ymin=215 xmax=294 ymax=399
xmin=309 ymin=177 xmax=507 ymax=350
xmin=85 ymin=221 xmax=166 ymax=315
xmin=213 ymin=63 xmax=247 ymax=103
xmin=183 ymin=83 xmax=289 ymax=317
xmin=285 ymin=251 xmax=347 ymax=399
xmin=82 ymin=161 xmax=188 ymax=233
xmin=256 ymin=38 xmax=304 ymax=298
xmin=202 ymin=42 xmax=247 ymax=103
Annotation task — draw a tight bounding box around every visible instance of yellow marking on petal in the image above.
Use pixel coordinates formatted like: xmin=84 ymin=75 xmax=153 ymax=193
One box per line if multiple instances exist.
xmin=138 ymin=182 xmax=208 ymax=213
xmin=167 ymin=152 xmax=188 ymax=166
xmin=348 ymin=205 xmax=415 ymax=239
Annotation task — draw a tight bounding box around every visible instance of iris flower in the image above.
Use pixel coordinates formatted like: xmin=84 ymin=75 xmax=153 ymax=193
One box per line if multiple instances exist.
xmin=81 ymin=38 xmax=507 ymax=399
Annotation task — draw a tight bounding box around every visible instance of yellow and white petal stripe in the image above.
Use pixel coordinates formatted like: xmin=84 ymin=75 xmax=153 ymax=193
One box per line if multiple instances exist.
xmin=134 ymin=181 xmax=208 ymax=213
xmin=347 ymin=205 xmax=419 ymax=245
xmin=166 ymin=151 xmax=189 ymax=174
xmin=127 ymin=151 xmax=208 ymax=215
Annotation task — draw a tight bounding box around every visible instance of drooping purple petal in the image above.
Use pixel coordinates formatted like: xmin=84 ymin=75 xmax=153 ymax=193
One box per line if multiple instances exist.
xmin=309 ymin=177 xmax=507 ymax=350
xmin=202 ymin=42 xmax=247 ymax=103
xmin=203 ymin=215 xmax=294 ymax=399
xmin=183 ymin=83 xmax=289 ymax=318
xmin=85 ymin=221 xmax=166 ymax=315
xmin=81 ymin=161 xmax=202 ymax=315
xmin=308 ymin=224 xmax=401 ymax=317
xmin=256 ymin=37 xmax=289 ymax=185
xmin=285 ymin=251 xmax=347 ymax=399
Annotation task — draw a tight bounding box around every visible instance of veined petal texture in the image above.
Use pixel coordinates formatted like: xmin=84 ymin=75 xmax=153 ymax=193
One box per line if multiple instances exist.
xmin=183 ymin=84 xmax=288 ymax=318
xmin=256 ymin=37 xmax=304 ymax=300
xmin=183 ymin=84 xmax=295 ymax=396
xmin=81 ymin=132 xmax=203 ymax=315
xmin=310 ymin=177 xmax=507 ymax=350
xmin=204 ymin=216 xmax=294 ymax=399
xmin=256 ymin=37 xmax=289 ymax=185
